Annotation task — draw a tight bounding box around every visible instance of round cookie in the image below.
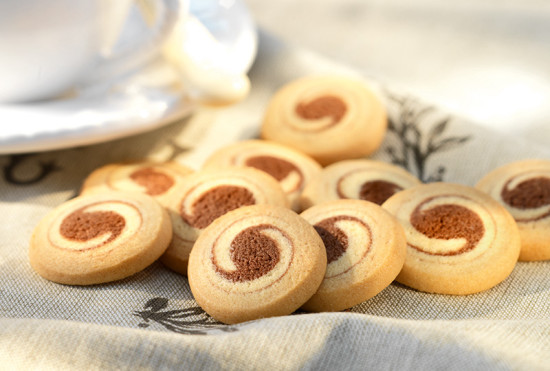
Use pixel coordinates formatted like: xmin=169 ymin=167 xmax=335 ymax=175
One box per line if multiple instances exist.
xmin=188 ymin=204 xmax=327 ymax=324
xmin=80 ymin=161 xmax=194 ymax=204
xmin=202 ymin=139 xmax=322 ymax=211
xmin=158 ymin=167 xmax=289 ymax=275
xmin=382 ymin=183 xmax=521 ymax=295
xmin=475 ymin=159 xmax=550 ymax=261
xmin=29 ymin=191 xmax=172 ymax=285
xmin=260 ymin=75 xmax=387 ymax=165
xmin=300 ymin=199 xmax=407 ymax=312
xmin=300 ymin=159 xmax=421 ymax=210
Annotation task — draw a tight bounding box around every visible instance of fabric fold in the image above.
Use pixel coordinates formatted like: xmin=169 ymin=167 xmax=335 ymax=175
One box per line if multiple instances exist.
xmin=1 ymin=30 xmax=549 ymax=369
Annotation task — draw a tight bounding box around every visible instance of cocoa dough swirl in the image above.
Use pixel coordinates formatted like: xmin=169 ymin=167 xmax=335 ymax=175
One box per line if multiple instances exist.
xmin=410 ymin=200 xmax=485 ymax=256
xmin=295 ymin=95 xmax=347 ymax=129
xmin=214 ymin=224 xmax=283 ymax=282
xmin=501 ymin=176 xmax=550 ymax=221
xmin=359 ymin=180 xmax=403 ymax=205
xmin=337 ymin=178 xmax=402 ymax=205
xmin=60 ymin=206 xmax=126 ymax=247
xmin=314 ymin=215 xmax=371 ymax=264
xmin=181 ymin=185 xmax=256 ymax=229
xmin=129 ymin=167 xmax=175 ymax=196
xmin=245 ymin=155 xmax=304 ymax=192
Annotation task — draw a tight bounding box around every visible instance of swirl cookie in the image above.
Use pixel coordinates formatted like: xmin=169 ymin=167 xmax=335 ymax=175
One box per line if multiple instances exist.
xmin=158 ymin=167 xmax=289 ymax=275
xmin=476 ymin=159 xmax=550 ymax=261
xmin=80 ymin=161 xmax=194 ymax=204
xmin=202 ymin=140 xmax=322 ymax=211
xmin=300 ymin=159 xmax=421 ymax=210
xmin=382 ymin=183 xmax=521 ymax=295
xmin=260 ymin=76 xmax=387 ymax=165
xmin=29 ymin=192 xmax=172 ymax=285
xmin=300 ymin=200 xmax=406 ymax=312
xmin=188 ymin=205 xmax=327 ymax=324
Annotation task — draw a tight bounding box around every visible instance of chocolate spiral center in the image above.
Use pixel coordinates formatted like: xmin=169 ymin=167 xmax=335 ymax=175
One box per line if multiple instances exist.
xmin=359 ymin=180 xmax=403 ymax=205
xmin=245 ymin=155 xmax=300 ymax=181
xmin=501 ymin=177 xmax=550 ymax=209
xmin=295 ymin=95 xmax=347 ymax=125
xmin=129 ymin=167 xmax=174 ymax=196
xmin=314 ymin=216 xmax=367 ymax=263
xmin=215 ymin=225 xmax=281 ymax=282
xmin=182 ymin=185 xmax=256 ymax=229
xmin=410 ymin=203 xmax=485 ymax=255
xmin=245 ymin=155 xmax=303 ymax=192
xmin=60 ymin=207 xmax=125 ymax=245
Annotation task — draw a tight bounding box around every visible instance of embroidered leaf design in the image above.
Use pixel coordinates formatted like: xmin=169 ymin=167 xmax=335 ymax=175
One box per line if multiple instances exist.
xmin=426 ymin=166 xmax=446 ymax=183
xmin=383 ymin=92 xmax=471 ymax=182
xmin=134 ymin=297 xmax=237 ymax=335
xmin=430 ymin=136 xmax=471 ymax=153
xmin=144 ymin=297 xmax=169 ymax=312
xmin=167 ymin=140 xmax=192 ymax=161
xmin=427 ymin=119 xmax=449 ymax=140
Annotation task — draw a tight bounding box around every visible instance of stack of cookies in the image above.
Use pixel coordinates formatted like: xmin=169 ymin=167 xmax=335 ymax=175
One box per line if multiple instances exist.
xmin=29 ymin=75 xmax=549 ymax=324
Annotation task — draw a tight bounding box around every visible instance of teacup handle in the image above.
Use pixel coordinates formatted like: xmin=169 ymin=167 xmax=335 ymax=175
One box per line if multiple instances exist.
xmin=81 ymin=0 xmax=180 ymax=85
xmin=83 ymin=0 xmax=252 ymax=105
xmin=161 ymin=9 xmax=251 ymax=105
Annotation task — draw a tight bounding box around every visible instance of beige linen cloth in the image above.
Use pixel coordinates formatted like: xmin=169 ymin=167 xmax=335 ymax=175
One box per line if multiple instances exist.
xmin=1 ymin=32 xmax=549 ymax=370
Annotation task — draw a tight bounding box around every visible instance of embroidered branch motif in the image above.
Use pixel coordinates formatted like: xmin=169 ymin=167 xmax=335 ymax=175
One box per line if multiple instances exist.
xmin=384 ymin=93 xmax=471 ymax=182
xmin=133 ymin=297 xmax=237 ymax=335
xmin=167 ymin=140 xmax=191 ymax=162
xmin=3 ymin=154 xmax=61 ymax=185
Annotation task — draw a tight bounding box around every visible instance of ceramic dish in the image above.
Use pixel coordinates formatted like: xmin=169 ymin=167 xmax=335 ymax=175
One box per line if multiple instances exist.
xmin=0 ymin=0 xmax=257 ymax=155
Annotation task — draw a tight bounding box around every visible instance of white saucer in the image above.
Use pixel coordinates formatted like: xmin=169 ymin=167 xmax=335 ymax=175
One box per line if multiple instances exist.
xmin=0 ymin=0 xmax=257 ymax=155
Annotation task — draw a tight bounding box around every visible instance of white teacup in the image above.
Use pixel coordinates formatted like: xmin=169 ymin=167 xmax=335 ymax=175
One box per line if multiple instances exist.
xmin=0 ymin=0 xmax=250 ymax=104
